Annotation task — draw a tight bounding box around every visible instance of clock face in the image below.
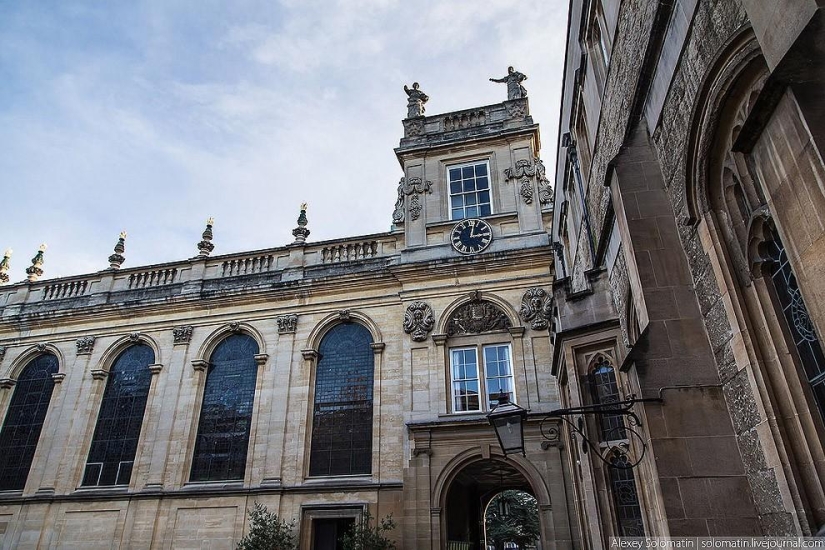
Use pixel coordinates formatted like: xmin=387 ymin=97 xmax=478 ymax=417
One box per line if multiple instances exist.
xmin=450 ymin=218 xmax=493 ymax=255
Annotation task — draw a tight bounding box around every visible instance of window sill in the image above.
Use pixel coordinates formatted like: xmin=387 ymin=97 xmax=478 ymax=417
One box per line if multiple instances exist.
xmin=303 ymin=475 xmax=373 ymax=485
xmin=73 ymin=485 xmax=129 ymax=495
xmin=181 ymin=480 xmax=244 ymax=492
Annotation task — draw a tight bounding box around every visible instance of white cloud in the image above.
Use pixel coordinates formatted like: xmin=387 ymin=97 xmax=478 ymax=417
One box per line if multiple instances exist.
xmin=0 ymin=0 xmax=568 ymax=280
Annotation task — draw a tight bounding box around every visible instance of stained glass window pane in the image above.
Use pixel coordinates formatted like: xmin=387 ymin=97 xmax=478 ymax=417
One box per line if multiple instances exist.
xmin=767 ymin=228 xmax=825 ymax=421
xmin=0 ymin=354 xmax=58 ymax=491
xmin=82 ymin=345 xmax=153 ymax=486
xmin=591 ymin=360 xmax=626 ymax=440
xmin=609 ymin=454 xmax=645 ymax=536
xmin=190 ymin=334 xmax=259 ymax=482
xmin=309 ymin=323 xmax=374 ymax=476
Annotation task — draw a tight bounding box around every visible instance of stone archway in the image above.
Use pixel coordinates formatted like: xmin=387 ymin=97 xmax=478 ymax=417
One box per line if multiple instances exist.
xmin=444 ymin=458 xmax=536 ymax=550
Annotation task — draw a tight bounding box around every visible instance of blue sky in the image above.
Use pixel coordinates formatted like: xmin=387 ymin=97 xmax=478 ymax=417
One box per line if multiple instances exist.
xmin=0 ymin=0 xmax=568 ymax=280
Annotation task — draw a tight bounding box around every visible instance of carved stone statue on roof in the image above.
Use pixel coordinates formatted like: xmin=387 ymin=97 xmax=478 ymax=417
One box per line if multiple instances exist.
xmin=490 ymin=66 xmax=528 ymax=100
xmin=404 ymin=82 xmax=429 ymax=118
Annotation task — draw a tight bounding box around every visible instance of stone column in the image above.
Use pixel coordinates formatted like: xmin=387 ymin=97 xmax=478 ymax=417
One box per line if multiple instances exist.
xmin=144 ymin=327 xmax=193 ymax=490
xmin=432 ymin=334 xmax=448 ymax=415
xmin=244 ymin=352 xmax=269 ymax=486
xmin=133 ymin=362 xmax=164 ymax=491
xmin=260 ymin=315 xmax=299 ymax=486
xmin=48 ymin=364 xmax=109 ymax=493
xmin=371 ymin=342 xmax=385 ymax=480
xmin=288 ymin=349 xmax=318 ymax=483
xmin=166 ymin=358 xmax=209 ymax=486
xmin=35 ymin=340 xmax=92 ymax=494
xmin=30 ymin=370 xmax=67 ymax=495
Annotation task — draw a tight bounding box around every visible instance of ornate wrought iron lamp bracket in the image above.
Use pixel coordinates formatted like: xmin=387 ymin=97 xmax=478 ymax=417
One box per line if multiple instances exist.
xmin=539 ymin=396 xmax=663 ymax=470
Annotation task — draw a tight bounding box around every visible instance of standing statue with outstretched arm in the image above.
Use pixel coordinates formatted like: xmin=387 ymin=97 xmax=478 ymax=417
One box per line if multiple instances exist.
xmin=490 ymin=66 xmax=528 ymax=100
xmin=404 ymin=82 xmax=429 ymax=118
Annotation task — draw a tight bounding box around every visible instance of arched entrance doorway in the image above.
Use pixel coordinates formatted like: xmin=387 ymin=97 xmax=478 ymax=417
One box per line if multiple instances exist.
xmin=444 ymin=458 xmax=538 ymax=550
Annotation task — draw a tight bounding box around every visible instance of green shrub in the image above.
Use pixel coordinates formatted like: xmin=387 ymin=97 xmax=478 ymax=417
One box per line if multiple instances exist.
xmin=341 ymin=510 xmax=397 ymax=550
xmin=237 ymin=502 xmax=296 ymax=550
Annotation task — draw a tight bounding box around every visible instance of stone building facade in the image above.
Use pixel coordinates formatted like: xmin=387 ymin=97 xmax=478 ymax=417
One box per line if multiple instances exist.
xmin=552 ymin=0 xmax=825 ymax=545
xmin=0 ymin=94 xmax=566 ymax=548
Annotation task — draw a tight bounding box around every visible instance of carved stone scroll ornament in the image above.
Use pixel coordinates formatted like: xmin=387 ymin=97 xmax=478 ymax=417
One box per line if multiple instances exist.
xmin=75 ymin=336 xmax=96 ymax=355
xmin=504 ymin=158 xmax=553 ymax=206
xmin=403 ymin=301 xmax=435 ymax=342
xmin=504 ymin=159 xmax=536 ymax=181
xmin=520 ymin=180 xmax=534 ymax=204
xmin=173 ymin=325 xmax=194 ymax=345
xmin=392 ymin=177 xmax=433 ymax=223
xmin=446 ymin=299 xmax=512 ymax=336
xmin=504 ymin=160 xmax=536 ymax=205
xmin=534 ymin=157 xmax=554 ymax=206
xmin=276 ymin=314 xmax=298 ymax=334
xmin=519 ymin=287 xmax=553 ymax=330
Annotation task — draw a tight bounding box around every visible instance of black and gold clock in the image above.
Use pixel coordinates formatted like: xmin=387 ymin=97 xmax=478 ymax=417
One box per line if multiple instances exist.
xmin=450 ymin=218 xmax=493 ymax=255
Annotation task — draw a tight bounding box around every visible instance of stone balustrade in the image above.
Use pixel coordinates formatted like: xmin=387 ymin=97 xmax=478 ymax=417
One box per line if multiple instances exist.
xmin=128 ymin=268 xmax=178 ymax=289
xmin=221 ymin=255 xmax=275 ymax=276
xmin=321 ymin=241 xmax=378 ymax=263
xmin=42 ymin=280 xmax=90 ymax=300
xmin=0 ymin=233 xmax=398 ymax=315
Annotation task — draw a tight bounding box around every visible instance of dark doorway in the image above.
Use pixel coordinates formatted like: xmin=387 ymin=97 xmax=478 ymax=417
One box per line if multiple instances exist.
xmin=445 ymin=459 xmax=535 ymax=550
xmin=313 ymin=517 xmax=354 ymax=550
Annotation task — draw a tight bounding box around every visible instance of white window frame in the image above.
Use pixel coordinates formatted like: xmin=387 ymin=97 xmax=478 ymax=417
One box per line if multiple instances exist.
xmin=449 ymin=343 xmax=515 ymax=413
xmin=447 ymin=160 xmax=493 ymax=220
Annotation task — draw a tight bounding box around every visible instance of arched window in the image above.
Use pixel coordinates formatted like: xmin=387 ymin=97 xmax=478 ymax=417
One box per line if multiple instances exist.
xmin=0 ymin=353 xmax=58 ymax=491
xmin=589 ymin=357 xmax=645 ymax=537
xmin=589 ymin=357 xmax=625 ymax=440
xmin=763 ymin=226 xmax=825 ymax=420
xmin=309 ymin=323 xmax=374 ymax=477
xmin=82 ymin=344 xmax=153 ymax=486
xmin=190 ymin=334 xmax=259 ymax=482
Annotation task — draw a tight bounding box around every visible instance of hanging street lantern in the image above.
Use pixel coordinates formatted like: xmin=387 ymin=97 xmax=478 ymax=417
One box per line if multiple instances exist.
xmin=486 ymin=392 xmax=528 ymax=457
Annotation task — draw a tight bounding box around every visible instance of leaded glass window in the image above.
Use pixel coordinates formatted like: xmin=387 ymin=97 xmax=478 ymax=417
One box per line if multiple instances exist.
xmin=449 ymin=161 xmax=492 ymax=220
xmin=766 ymin=228 xmax=825 ymax=421
xmin=82 ymin=345 xmax=153 ymax=486
xmin=0 ymin=354 xmax=58 ymax=491
xmin=590 ymin=359 xmax=626 ymax=440
xmin=309 ymin=323 xmax=374 ymax=477
xmin=190 ymin=334 xmax=259 ymax=482
xmin=608 ymin=454 xmax=645 ymax=537
xmin=591 ymin=358 xmax=644 ymax=536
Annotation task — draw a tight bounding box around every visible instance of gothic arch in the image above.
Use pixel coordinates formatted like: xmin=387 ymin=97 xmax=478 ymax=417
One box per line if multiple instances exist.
xmin=435 ymin=291 xmax=520 ymax=335
xmin=683 ymin=22 xmax=825 ymax=534
xmin=98 ymin=334 xmax=161 ymax=372
xmin=304 ymin=310 xmax=383 ymax=351
xmin=194 ymin=322 xmax=267 ymax=362
xmin=686 ymin=26 xmax=765 ymax=224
